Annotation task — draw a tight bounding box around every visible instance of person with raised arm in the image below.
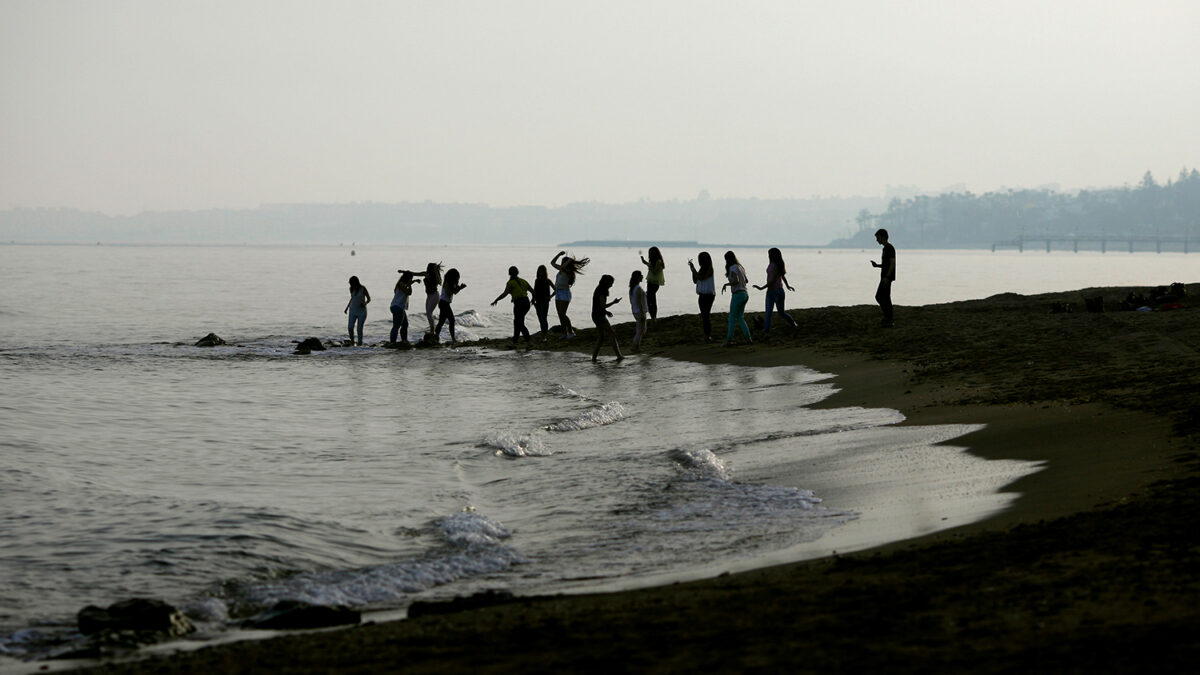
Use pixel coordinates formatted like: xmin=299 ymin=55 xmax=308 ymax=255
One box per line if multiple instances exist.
xmin=639 ymin=246 xmax=666 ymax=322
xmin=550 ymin=251 xmax=589 ymax=339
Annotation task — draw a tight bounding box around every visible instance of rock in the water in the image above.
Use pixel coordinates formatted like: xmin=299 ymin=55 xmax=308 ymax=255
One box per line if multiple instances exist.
xmin=195 ymin=333 xmax=225 ymax=347
xmin=293 ymin=337 xmax=326 ymax=354
xmin=244 ymin=600 xmax=360 ymax=630
xmin=77 ymin=598 xmax=195 ymax=637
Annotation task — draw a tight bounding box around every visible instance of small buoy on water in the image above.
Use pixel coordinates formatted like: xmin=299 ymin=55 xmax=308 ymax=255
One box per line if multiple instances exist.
xmin=351 ymin=250 xmax=356 ymax=256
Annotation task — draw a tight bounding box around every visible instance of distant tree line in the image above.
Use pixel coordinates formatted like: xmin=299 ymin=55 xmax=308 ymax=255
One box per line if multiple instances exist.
xmin=838 ymin=169 xmax=1200 ymax=249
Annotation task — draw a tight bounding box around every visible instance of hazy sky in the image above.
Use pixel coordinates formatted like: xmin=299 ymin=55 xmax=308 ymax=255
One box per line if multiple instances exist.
xmin=2 ymin=1 xmax=1198 ymax=214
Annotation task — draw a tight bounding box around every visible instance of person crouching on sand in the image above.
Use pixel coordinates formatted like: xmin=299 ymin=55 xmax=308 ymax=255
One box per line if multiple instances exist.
xmin=551 ymin=251 xmax=588 ymax=339
xmin=433 ymin=268 xmax=467 ymax=343
xmin=629 ymin=270 xmax=648 ymax=353
xmin=491 ymin=266 xmax=534 ymax=349
xmin=344 ymin=275 xmax=371 ymax=346
xmin=591 ymin=274 xmax=624 ymax=362
xmin=721 ymin=251 xmax=753 ymax=347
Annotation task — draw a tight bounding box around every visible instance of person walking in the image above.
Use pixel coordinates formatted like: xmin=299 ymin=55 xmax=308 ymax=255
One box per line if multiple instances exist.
xmin=344 ymin=275 xmax=371 ymax=346
xmin=491 ymin=266 xmax=534 ymax=349
xmin=870 ymin=229 xmax=896 ymax=327
xmin=590 ymin=274 xmax=624 ymax=362
xmin=433 ymin=268 xmax=467 ymax=343
xmin=753 ymin=248 xmax=798 ymax=335
xmin=688 ymin=251 xmax=717 ymax=341
xmin=720 ymin=251 xmax=752 ymax=347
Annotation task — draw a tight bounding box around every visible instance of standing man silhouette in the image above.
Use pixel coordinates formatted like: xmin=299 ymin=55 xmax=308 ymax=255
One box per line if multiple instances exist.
xmin=870 ymin=229 xmax=895 ymax=327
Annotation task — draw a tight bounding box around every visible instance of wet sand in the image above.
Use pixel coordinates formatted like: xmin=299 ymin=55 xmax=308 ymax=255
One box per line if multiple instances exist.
xmin=79 ymin=284 xmax=1200 ymax=673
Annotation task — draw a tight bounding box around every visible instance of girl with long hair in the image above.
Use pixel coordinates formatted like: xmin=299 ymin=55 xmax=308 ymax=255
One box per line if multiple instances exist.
xmin=640 ymin=246 xmax=665 ymax=321
xmin=532 ymin=264 xmax=554 ymax=339
xmin=753 ymin=248 xmax=798 ymax=334
xmin=550 ymin=251 xmax=589 ymax=339
xmin=433 ymin=268 xmax=467 ymax=343
xmin=628 ymin=270 xmax=649 ymax=352
xmin=720 ymin=251 xmax=752 ymax=346
xmin=688 ymin=251 xmax=716 ymax=341
xmin=343 ymin=275 xmax=371 ymax=346
xmin=422 ymin=262 xmax=444 ymax=337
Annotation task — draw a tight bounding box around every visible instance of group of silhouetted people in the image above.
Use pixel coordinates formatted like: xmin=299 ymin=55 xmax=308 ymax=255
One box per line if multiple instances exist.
xmin=344 ymin=230 xmax=897 ymax=353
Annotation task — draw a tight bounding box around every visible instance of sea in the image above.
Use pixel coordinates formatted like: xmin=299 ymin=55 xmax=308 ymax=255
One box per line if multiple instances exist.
xmin=1 ymin=242 xmax=1194 ymax=666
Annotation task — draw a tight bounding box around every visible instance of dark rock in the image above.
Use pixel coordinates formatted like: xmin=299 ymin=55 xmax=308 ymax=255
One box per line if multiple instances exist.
xmin=385 ymin=341 xmax=414 ymax=350
xmin=293 ymin=337 xmax=326 ymax=354
xmin=77 ymin=598 xmax=195 ymax=637
xmin=407 ymin=590 xmax=515 ymax=619
xmin=244 ymin=600 xmax=360 ymax=630
xmin=415 ymin=333 xmax=440 ymax=349
xmin=195 ymin=333 xmax=225 ymax=347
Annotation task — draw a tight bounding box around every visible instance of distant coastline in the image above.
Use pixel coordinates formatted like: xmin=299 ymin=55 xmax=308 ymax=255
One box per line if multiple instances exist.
xmin=557 ymin=240 xmax=829 ymax=249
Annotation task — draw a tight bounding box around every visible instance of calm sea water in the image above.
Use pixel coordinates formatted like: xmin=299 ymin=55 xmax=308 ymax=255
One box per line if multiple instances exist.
xmin=0 ymin=243 xmax=1191 ymax=664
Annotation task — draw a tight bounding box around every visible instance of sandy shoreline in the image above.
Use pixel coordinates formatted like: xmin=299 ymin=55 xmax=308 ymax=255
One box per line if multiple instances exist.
xmin=72 ymin=284 xmax=1199 ymax=673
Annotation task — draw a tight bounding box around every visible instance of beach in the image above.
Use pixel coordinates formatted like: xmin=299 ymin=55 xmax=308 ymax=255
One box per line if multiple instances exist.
xmin=75 ymin=283 xmax=1200 ymax=673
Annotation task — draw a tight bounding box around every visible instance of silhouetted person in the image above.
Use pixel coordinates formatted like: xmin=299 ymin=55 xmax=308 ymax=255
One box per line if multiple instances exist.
xmin=640 ymin=246 xmax=665 ymax=321
xmin=433 ymin=268 xmax=466 ymax=343
xmin=721 ymin=251 xmax=753 ymax=346
xmin=491 ymin=266 xmax=534 ymax=349
xmin=871 ymin=228 xmax=895 ymax=327
xmin=590 ymin=274 xmax=624 ymax=362
xmin=344 ymin=275 xmax=371 ymax=346
xmin=532 ymin=264 xmax=554 ymax=339
xmin=688 ymin=251 xmax=716 ymax=341
xmin=551 ymin=251 xmax=589 ymax=339
xmin=753 ymin=247 xmax=797 ymax=334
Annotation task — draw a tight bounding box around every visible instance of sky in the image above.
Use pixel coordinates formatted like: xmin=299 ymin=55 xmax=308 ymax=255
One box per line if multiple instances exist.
xmin=2 ymin=0 xmax=1198 ymax=215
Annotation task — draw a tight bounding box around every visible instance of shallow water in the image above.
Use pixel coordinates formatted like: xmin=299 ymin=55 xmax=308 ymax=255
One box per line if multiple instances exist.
xmin=6 ymin=242 xmax=1177 ymax=663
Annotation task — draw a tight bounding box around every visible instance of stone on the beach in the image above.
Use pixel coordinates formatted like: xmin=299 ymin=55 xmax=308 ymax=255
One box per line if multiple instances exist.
xmin=77 ymin=598 xmax=195 ymax=637
xmin=415 ymin=333 xmax=440 ymax=349
xmin=293 ymin=337 xmax=326 ymax=354
xmin=385 ymin=340 xmax=414 ymax=350
xmin=407 ymin=590 xmax=515 ymax=619
xmin=195 ymin=333 xmax=225 ymax=347
xmin=243 ymin=600 xmax=361 ymax=630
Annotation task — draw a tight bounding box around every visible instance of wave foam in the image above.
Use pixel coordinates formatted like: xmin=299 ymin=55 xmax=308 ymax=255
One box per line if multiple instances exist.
xmin=218 ymin=511 xmax=524 ymax=614
xmin=544 ymin=402 xmax=627 ymax=431
xmin=485 ymin=430 xmax=553 ymax=457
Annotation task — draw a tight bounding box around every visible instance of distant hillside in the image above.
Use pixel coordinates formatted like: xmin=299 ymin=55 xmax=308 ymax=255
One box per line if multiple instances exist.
xmin=0 ymin=196 xmax=884 ymax=246
xmin=834 ymin=169 xmax=1200 ymax=251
